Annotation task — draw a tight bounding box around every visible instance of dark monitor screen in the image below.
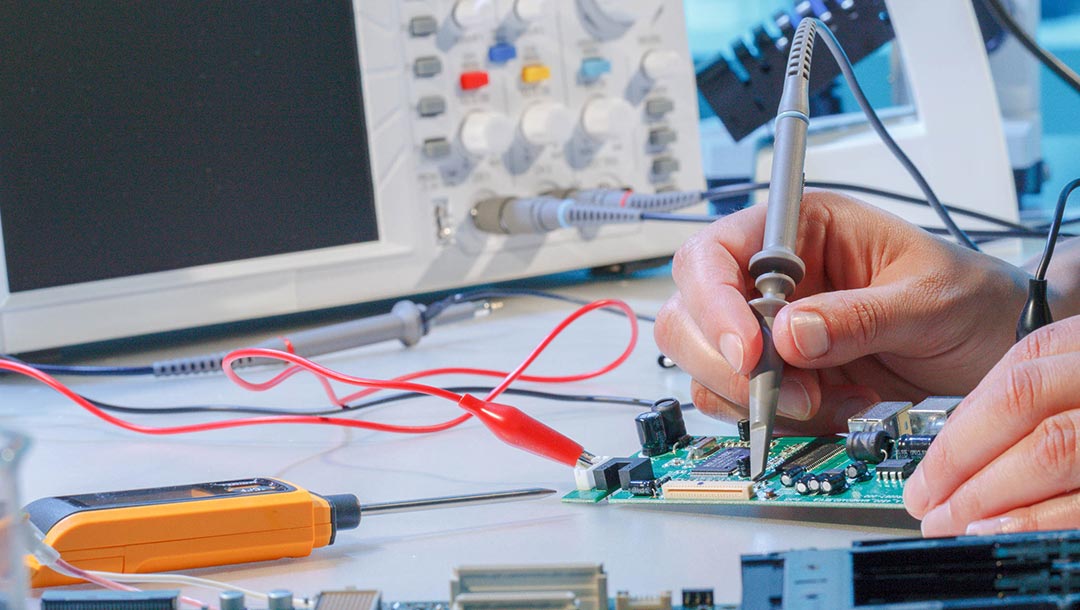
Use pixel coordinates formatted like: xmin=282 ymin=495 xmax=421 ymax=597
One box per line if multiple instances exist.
xmin=0 ymin=1 xmax=378 ymax=293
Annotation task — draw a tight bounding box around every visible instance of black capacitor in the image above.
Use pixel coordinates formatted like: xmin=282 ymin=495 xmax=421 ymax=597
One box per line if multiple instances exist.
xmin=652 ymin=398 xmax=688 ymax=445
xmin=845 ymin=430 xmax=893 ymax=464
xmin=806 ymin=474 xmax=822 ymax=493
xmin=844 ymin=461 xmax=869 ymax=481
xmin=896 ymin=434 xmax=937 ymax=459
xmin=736 ymin=455 xmax=751 ymax=478
xmin=819 ymin=471 xmax=847 ymax=495
xmin=779 ymin=466 xmax=806 ymax=487
xmin=635 ymin=411 xmax=671 ymax=457
xmin=794 ymin=475 xmax=815 ymax=495
xmin=737 ymin=418 xmax=751 ymax=442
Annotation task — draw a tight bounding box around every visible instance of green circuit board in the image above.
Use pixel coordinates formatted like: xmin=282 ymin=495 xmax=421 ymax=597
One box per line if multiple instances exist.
xmin=563 ymin=436 xmax=909 ymax=508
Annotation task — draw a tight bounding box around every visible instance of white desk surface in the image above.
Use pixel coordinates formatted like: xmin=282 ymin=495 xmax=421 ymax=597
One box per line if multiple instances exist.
xmin=3 ymin=271 xmax=921 ymax=607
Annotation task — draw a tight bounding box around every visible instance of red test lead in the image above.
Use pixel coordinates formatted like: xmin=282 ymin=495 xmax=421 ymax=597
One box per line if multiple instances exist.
xmin=457 ymin=394 xmax=599 ymax=467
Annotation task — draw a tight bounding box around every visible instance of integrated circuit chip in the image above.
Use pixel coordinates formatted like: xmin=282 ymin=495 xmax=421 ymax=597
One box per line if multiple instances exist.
xmin=876 ymin=458 xmax=916 ymax=480
xmin=777 ymin=437 xmax=845 ymax=472
xmin=690 ymin=447 xmax=750 ymax=476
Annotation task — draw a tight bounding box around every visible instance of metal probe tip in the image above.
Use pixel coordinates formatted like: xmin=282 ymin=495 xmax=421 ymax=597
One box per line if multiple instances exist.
xmin=360 ymin=488 xmax=556 ymax=517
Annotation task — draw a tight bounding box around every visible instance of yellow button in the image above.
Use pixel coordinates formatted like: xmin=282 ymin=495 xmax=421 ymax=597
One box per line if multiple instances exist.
xmin=521 ymin=64 xmax=551 ymax=84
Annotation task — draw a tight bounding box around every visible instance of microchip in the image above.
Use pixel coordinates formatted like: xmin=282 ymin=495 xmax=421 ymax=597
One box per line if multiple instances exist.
xmin=690 ymin=447 xmax=750 ymax=475
xmin=876 ymin=458 xmax=916 ymax=481
xmin=778 ymin=438 xmax=845 ymax=472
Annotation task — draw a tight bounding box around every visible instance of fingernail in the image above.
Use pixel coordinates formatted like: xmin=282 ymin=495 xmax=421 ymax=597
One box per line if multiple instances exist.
xmin=902 ymin=467 xmax=930 ymax=517
xmin=777 ymin=378 xmax=812 ymax=420
xmin=920 ymin=500 xmax=953 ymax=537
xmin=719 ymin=333 xmax=744 ymax=371
xmin=966 ymin=517 xmax=1014 ymax=536
xmin=790 ymin=311 xmax=830 ymax=359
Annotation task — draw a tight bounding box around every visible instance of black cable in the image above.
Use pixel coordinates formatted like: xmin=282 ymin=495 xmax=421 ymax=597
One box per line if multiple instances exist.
xmin=703 ymin=180 xmax=1035 ymax=233
xmin=1036 ymin=178 xmax=1080 ymax=280
xmin=423 ymin=288 xmax=657 ymax=324
xmin=980 ymin=0 xmax=1080 ymax=96
xmin=0 ymin=360 xmax=155 ymax=377
xmin=81 ymin=385 xmax=656 ymax=417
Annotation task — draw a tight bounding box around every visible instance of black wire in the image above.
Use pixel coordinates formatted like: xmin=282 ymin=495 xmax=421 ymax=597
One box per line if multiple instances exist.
xmin=423 ymin=288 xmax=657 ymax=324
xmin=0 ymin=355 xmax=154 ymax=377
xmin=641 ymin=213 xmax=718 ymax=223
xmin=980 ymin=0 xmax=1080 ymax=96
xmin=703 ymin=180 xmax=1035 ymax=232
xmin=1036 ymin=178 xmax=1080 ymax=280
xmin=82 ymin=385 xmax=656 ymax=417
xmin=812 ymin=21 xmax=980 ymax=251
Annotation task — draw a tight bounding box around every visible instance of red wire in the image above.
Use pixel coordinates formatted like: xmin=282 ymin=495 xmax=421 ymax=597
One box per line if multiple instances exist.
xmin=1 ymin=299 xmax=638 ymax=436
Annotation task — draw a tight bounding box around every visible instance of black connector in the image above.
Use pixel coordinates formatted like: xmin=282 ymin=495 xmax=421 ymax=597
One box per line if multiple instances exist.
xmin=1016 ymin=278 xmax=1053 ymax=342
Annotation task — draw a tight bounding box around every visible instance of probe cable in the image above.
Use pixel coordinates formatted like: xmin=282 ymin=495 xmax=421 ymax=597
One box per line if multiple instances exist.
xmin=0 ymin=299 xmax=638 ymax=467
xmin=980 ymin=0 xmax=1080 ymax=96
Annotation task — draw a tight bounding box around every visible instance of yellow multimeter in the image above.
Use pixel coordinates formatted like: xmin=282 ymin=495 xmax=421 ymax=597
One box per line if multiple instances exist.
xmin=25 ymin=478 xmax=360 ymax=588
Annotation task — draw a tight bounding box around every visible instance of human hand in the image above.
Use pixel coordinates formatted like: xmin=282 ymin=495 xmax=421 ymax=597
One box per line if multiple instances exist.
xmin=904 ymin=316 xmax=1080 ymax=536
xmin=655 ymin=190 xmax=1028 ymax=434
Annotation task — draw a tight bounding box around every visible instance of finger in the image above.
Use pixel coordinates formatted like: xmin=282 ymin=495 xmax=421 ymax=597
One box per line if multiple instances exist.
xmin=964 ymin=489 xmax=1080 ymax=536
xmin=670 ymin=205 xmax=768 ymax=374
xmin=919 ymin=406 xmax=1080 ymax=536
xmin=691 ymin=378 xmax=876 ymax=436
xmin=905 ymin=344 xmax=1080 ymax=519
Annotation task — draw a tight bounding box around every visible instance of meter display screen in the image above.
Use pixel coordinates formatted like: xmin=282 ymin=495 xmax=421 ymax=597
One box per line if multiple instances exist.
xmin=0 ymin=1 xmax=378 ymax=292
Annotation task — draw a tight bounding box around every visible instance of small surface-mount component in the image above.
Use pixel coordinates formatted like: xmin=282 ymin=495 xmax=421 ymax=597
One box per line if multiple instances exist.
xmin=845 ymin=430 xmax=893 ymax=464
xmin=794 ymin=475 xmax=814 ymax=495
xmin=686 ymin=436 xmax=720 ymax=460
xmin=690 ymin=447 xmax=751 ymax=475
xmin=848 ymin=401 xmax=913 ymax=439
xmin=618 ymin=458 xmax=656 ymax=491
xmin=614 ymin=590 xmax=673 ymax=610
xmin=737 ymin=418 xmax=751 ymax=442
xmin=908 ymin=396 xmax=962 ymax=435
xmin=451 ymin=564 xmax=608 ymax=610
xmin=818 ymin=470 xmax=847 ymax=495
xmin=315 ymin=590 xmax=381 ymax=610
xmin=627 ymin=479 xmax=660 ymax=497
xmin=681 ymin=588 xmax=714 ymax=608
xmin=876 ymin=458 xmax=916 ymax=481
xmin=661 ymin=480 xmax=755 ymax=501
xmin=41 ymin=590 xmax=180 ymax=609
xmin=651 ymin=398 xmax=689 ymax=445
xmin=635 ymin=411 xmax=671 ymax=457
xmin=736 ymin=455 xmax=751 ymax=478
xmin=843 ymin=461 xmax=869 ymax=481
xmin=896 ymin=434 xmax=936 ymax=460
xmin=779 ymin=466 xmax=806 ymax=487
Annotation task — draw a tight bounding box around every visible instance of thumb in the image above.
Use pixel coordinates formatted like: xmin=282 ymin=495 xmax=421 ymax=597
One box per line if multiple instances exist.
xmin=773 ymin=284 xmax=922 ymax=368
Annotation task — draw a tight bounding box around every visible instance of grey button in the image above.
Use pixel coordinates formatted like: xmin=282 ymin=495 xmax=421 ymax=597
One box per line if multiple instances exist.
xmin=645 ymin=97 xmax=675 ymax=117
xmin=417 ymin=95 xmax=447 ymax=117
xmin=649 ymin=127 xmax=677 ymax=147
xmin=410 ymin=15 xmax=439 ymax=37
xmin=652 ymin=157 xmax=680 ymax=175
xmin=423 ymin=137 xmax=452 ymax=159
xmin=414 ymin=56 xmax=442 ymax=78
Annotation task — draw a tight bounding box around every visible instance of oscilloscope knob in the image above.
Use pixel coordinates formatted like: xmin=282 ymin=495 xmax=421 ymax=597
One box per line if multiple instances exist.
xmin=520 ymin=102 xmax=575 ymax=146
xmin=641 ymin=49 xmax=684 ymax=82
xmin=513 ymin=0 xmax=548 ymax=22
xmin=581 ymin=97 xmax=636 ymax=141
xmin=453 ymin=0 xmax=499 ymax=31
xmin=577 ymin=0 xmax=652 ymax=39
xmin=460 ymin=112 xmax=516 ymax=157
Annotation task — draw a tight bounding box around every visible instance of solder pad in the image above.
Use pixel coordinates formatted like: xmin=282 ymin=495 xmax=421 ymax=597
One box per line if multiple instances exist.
xmin=563 ymin=436 xmax=907 ymax=508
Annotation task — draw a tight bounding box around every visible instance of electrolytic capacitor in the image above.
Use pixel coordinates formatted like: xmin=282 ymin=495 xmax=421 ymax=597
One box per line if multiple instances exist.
xmin=652 ymin=398 xmax=688 ymax=445
xmin=806 ymin=474 xmax=822 ymax=493
xmin=844 ymin=461 xmax=869 ymax=481
xmin=737 ymin=418 xmax=751 ymax=442
xmin=819 ymin=471 xmax=847 ymax=495
xmin=736 ymin=455 xmax=751 ymax=478
xmin=896 ymin=434 xmax=936 ymax=459
xmin=845 ymin=430 xmax=893 ymax=464
xmin=635 ymin=411 xmax=671 ymax=457
xmin=219 ymin=591 xmax=246 ymax=610
xmin=779 ymin=466 xmax=806 ymax=487
xmin=794 ymin=475 xmax=815 ymax=495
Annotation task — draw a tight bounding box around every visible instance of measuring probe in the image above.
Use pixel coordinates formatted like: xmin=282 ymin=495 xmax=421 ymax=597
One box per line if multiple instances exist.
xmin=747 ymin=18 xmax=815 ymax=479
xmin=25 ymin=478 xmax=554 ymax=588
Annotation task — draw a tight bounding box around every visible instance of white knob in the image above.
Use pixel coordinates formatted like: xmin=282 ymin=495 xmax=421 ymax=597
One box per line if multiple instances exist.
xmin=520 ymin=103 xmax=575 ymax=146
xmin=581 ymin=97 xmax=636 ymax=140
xmin=514 ymin=0 xmax=548 ymax=22
xmin=583 ymin=0 xmax=646 ymax=26
xmin=641 ymin=49 xmax=684 ymax=81
xmin=453 ymin=0 xmax=498 ymax=30
xmin=460 ymin=112 xmax=516 ymax=157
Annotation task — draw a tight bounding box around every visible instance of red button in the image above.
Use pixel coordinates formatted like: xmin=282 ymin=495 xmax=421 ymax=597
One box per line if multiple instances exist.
xmin=460 ymin=71 xmax=490 ymax=91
